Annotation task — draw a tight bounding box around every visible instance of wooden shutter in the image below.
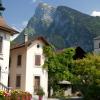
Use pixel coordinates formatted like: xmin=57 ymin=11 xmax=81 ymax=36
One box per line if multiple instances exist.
xmin=35 ymin=55 xmax=41 ymax=66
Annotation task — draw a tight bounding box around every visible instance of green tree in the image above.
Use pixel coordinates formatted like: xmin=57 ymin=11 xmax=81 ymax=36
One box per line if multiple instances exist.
xmin=72 ymin=54 xmax=100 ymax=100
xmin=43 ymin=46 xmax=75 ymax=96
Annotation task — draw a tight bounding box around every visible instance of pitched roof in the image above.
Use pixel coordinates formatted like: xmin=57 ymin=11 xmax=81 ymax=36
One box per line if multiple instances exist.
xmin=0 ymin=16 xmax=19 ymax=35
xmin=94 ymin=36 xmax=100 ymax=40
xmin=11 ymin=36 xmax=49 ymax=50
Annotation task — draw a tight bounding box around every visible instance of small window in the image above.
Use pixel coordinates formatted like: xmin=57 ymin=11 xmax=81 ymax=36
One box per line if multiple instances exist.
xmin=9 ymin=57 xmax=11 ymax=68
xmin=16 ymin=75 xmax=21 ymax=88
xmin=99 ymin=43 xmax=100 ymax=48
xmin=0 ymin=66 xmax=1 ymax=81
xmin=8 ymin=76 xmax=10 ymax=87
xmin=0 ymin=36 xmax=3 ymax=53
xmin=35 ymin=55 xmax=41 ymax=66
xmin=37 ymin=44 xmax=40 ymax=48
xmin=17 ymin=55 xmax=22 ymax=66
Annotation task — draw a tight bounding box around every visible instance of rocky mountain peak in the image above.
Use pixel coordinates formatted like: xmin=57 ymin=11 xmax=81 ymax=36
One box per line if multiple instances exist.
xmin=13 ymin=3 xmax=100 ymax=52
xmin=34 ymin=2 xmax=55 ymax=20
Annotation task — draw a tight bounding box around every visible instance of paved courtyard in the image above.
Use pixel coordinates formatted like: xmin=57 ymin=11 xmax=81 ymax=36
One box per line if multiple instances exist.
xmin=33 ymin=95 xmax=83 ymax=100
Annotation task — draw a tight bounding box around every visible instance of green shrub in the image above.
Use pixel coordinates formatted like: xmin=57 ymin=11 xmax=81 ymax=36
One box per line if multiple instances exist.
xmin=37 ymin=87 xmax=45 ymax=96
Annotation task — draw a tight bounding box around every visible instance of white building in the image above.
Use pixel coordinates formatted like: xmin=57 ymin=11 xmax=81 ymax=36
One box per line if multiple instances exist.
xmin=94 ymin=36 xmax=100 ymax=54
xmin=9 ymin=36 xmax=49 ymax=97
xmin=0 ymin=1 xmax=18 ymax=87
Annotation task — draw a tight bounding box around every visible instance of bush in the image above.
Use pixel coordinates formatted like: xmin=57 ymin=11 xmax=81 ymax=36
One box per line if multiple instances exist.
xmin=37 ymin=87 xmax=45 ymax=96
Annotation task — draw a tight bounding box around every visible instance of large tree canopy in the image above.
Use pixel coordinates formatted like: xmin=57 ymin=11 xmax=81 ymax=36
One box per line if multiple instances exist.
xmin=43 ymin=46 xmax=75 ymax=95
xmin=72 ymin=54 xmax=100 ymax=100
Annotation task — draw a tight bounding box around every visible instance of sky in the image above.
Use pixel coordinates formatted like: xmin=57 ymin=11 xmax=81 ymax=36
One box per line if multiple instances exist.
xmin=2 ymin=0 xmax=100 ymax=32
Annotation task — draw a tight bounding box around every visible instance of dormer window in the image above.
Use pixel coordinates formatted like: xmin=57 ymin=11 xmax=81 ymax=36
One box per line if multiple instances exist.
xmin=0 ymin=36 xmax=3 ymax=53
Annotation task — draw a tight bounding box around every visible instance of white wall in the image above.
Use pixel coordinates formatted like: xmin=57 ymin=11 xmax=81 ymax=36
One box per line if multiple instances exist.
xmin=25 ymin=40 xmax=48 ymax=97
xmin=94 ymin=39 xmax=100 ymax=54
xmin=0 ymin=31 xmax=10 ymax=86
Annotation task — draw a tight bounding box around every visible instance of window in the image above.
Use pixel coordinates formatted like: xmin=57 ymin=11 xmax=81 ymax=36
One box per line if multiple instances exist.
xmin=37 ymin=44 xmax=40 ymax=48
xmin=35 ymin=55 xmax=41 ymax=66
xmin=17 ymin=55 xmax=22 ymax=66
xmin=8 ymin=76 xmax=10 ymax=87
xmin=34 ymin=76 xmax=40 ymax=93
xmin=9 ymin=57 xmax=11 ymax=68
xmin=99 ymin=43 xmax=100 ymax=48
xmin=0 ymin=66 xmax=1 ymax=81
xmin=0 ymin=36 xmax=3 ymax=53
xmin=16 ymin=75 xmax=21 ymax=88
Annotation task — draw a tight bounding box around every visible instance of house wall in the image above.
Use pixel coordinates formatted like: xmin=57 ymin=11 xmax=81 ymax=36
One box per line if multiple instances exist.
xmin=25 ymin=40 xmax=48 ymax=97
xmin=0 ymin=31 xmax=10 ymax=86
xmin=94 ymin=39 xmax=100 ymax=54
xmin=9 ymin=47 xmax=26 ymax=91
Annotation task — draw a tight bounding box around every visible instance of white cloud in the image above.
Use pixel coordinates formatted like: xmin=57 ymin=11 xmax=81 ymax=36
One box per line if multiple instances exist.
xmin=11 ymin=25 xmax=22 ymax=41
xmin=32 ymin=0 xmax=37 ymax=3
xmin=22 ymin=21 xmax=28 ymax=27
xmin=12 ymin=25 xmax=23 ymax=32
xmin=12 ymin=26 xmax=23 ymax=32
xmin=11 ymin=20 xmax=28 ymax=33
xmin=91 ymin=11 xmax=100 ymax=17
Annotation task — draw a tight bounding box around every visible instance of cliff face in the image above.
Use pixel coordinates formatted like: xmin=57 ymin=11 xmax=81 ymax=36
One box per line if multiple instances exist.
xmin=13 ymin=3 xmax=100 ymax=52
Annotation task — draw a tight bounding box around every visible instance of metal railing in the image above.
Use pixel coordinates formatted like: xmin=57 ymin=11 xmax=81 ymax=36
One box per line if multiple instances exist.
xmin=0 ymin=82 xmax=12 ymax=91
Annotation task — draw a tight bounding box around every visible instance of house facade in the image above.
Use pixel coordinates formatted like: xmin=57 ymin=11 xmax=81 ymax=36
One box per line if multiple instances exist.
xmin=0 ymin=1 xmax=18 ymax=87
xmin=9 ymin=36 xmax=48 ymax=97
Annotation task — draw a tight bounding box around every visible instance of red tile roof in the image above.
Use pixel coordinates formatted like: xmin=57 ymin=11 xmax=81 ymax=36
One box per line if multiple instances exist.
xmin=0 ymin=16 xmax=19 ymax=35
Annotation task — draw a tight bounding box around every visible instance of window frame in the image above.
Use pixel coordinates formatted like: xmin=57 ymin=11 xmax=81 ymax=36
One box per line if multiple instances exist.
xmin=0 ymin=36 xmax=3 ymax=54
xmin=16 ymin=74 xmax=21 ymax=88
xmin=35 ymin=55 xmax=41 ymax=66
xmin=34 ymin=76 xmax=40 ymax=93
xmin=99 ymin=43 xmax=100 ymax=48
xmin=17 ymin=55 xmax=22 ymax=66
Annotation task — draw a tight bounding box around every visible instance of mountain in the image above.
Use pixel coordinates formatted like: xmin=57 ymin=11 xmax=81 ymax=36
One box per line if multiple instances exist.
xmin=13 ymin=3 xmax=100 ymax=52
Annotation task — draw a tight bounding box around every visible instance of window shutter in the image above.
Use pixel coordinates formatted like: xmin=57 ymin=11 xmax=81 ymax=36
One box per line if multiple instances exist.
xmin=0 ymin=37 xmax=3 ymax=53
xmin=35 ymin=55 xmax=41 ymax=66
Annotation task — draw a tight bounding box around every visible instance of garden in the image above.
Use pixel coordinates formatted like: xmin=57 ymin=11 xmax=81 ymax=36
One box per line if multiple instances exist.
xmin=0 ymin=89 xmax=32 ymax=100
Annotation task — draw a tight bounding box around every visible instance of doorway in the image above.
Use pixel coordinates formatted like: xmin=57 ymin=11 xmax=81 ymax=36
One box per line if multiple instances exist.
xmin=34 ymin=76 xmax=40 ymax=94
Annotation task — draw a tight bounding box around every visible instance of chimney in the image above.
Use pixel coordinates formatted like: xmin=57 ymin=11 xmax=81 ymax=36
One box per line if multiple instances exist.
xmin=24 ymin=33 xmax=28 ymax=43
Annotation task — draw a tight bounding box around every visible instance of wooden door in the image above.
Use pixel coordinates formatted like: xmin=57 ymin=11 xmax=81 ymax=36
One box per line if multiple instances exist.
xmin=34 ymin=76 xmax=40 ymax=93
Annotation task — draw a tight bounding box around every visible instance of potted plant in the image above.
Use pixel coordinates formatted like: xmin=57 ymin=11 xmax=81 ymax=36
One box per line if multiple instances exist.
xmin=37 ymin=87 xmax=45 ymax=100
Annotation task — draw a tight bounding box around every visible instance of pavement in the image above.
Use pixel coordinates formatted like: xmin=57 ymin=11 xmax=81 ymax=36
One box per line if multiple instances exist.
xmin=33 ymin=95 xmax=60 ymax=100
xmin=32 ymin=95 xmax=83 ymax=100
